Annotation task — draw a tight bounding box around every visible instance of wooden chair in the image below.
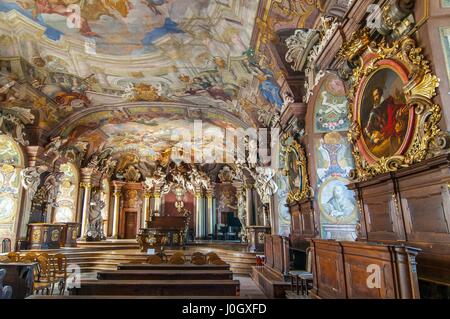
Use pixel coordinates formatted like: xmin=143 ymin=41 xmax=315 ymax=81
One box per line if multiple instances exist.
xmin=191 ymin=252 xmax=207 ymax=264
xmin=172 ymin=251 xmax=185 ymax=258
xmin=210 ymin=258 xmax=227 ymax=265
xmin=34 ymin=254 xmax=56 ymax=295
xmin=289 ymin=248 xmax=313 ymax=296
xmin=206 ymin=252 xmax=220 ymax=263
xmin=52 ymin=254 xmax=68 ymax=295
xmin=146 ymin=255 xmax=163 ymax=265
xmin=6 ymin=252 xmax=20 ymax=262
xmin=191 ymin=256 xmax=207 ymax=265
xmin=191 ymin=252 xmax=205 ymax=259
xmin=168 ymin=255 xmax=185 ymax=265
xmin=20 ymin=253 xmax=37 ymax=263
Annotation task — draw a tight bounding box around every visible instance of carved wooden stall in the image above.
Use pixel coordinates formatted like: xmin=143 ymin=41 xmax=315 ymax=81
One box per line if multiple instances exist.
xmin=349 ymin=154 xmax=450 ymax=296
xmin=251 ymin=234 xmax=290 ymax=298
xmin=310 ymin=239 xmax=421 ymax=299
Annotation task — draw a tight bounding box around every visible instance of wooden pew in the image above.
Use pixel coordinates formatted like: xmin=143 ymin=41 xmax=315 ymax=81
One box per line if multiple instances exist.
xmin=117 ymin=263 xmax=230 ymax=271
xmin=310 ymin=240 xmax=421 ymax=299
xmin=69 ymin=280 xmax=240 ymax=296
xmin=97 ymin=270 xmax=233 ymax=281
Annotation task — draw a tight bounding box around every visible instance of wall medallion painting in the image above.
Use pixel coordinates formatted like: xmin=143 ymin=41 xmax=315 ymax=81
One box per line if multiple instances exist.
xmin=314 ymin=132 xmax=358 ymax=240
xmin=345 ymin=35 xmax=443 ymax=180
xmin=318 ymin=176 xmax=357 ymax=225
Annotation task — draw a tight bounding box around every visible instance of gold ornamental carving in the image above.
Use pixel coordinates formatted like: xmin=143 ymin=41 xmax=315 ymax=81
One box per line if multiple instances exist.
xmin=283 ymin=134 xmax=312 ymax=203
xmin=343 ymin=34 xmax=445 ymax=181
xmin=80 ymin=182 xmax=92 ymax=189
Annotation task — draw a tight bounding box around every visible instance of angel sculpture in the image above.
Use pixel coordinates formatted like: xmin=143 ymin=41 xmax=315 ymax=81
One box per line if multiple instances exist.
xmin=44 ymin=136 xmax=68 ymax=163
xmin=252 ymin=167 xmax=279 ymax=205
xmin=20 ymin=166 xmax=47 ymax=199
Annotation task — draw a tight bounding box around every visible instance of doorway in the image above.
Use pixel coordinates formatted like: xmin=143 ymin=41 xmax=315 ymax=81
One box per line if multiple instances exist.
xmin=124 ymin=211 xmax=137 ymax=239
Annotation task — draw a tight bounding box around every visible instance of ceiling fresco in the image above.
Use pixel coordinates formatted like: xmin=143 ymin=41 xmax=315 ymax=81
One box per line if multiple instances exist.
xmin=76 ymin=117 xmax=233 ymax=164
xmin=0 ymin=0 xmax=287 ymax=126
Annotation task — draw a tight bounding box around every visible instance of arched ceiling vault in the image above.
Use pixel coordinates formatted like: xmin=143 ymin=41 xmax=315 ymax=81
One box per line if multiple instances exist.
xmin=0 ymin=0 xmax=342 ymax=165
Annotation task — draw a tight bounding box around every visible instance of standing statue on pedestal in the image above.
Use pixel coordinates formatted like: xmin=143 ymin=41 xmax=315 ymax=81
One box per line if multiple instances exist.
xmin=236 ymin=192 xmax=247 ymax=243
xmin=86 ymin=190 xmax=106 ymax=241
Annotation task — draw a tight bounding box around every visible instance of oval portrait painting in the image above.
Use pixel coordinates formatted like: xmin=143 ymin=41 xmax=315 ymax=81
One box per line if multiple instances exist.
xmin=318 ymin=177 xmax=357 ymax=224
xmin=358 ymin=65 xmax=413 ymax=161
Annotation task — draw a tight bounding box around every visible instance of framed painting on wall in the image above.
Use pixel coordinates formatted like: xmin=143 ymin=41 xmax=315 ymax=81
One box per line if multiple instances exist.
xmin=282 ymin=135 xmax=311 ymax=203
xmin=342 ymin=31 xmax=442 ymax=180
xmin=442 ymin=0 xmax=450 ymax=8
xmin=357 ymin=63 xmax=412 ymax=162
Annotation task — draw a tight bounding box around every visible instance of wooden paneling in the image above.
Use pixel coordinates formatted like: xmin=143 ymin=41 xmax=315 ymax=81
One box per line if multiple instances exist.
xmin=311 ymin=241 xmax=347 ymax=299
xmin=289 ymin=199 xmax=317 ymax=249
xmin=350 ymin=154 xmax=450 ymax=287
xmin=361 ymin=179 xmax=405 ymax=241
xmin=311 ymin=240 xmax=421 ymax=299
xmin=264 ymin=235 xmax=274 ymax=269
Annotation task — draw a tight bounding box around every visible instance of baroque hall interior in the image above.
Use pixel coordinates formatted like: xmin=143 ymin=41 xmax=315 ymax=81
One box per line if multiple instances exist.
xmin=0 ymin=0 xmax=449 ymax=300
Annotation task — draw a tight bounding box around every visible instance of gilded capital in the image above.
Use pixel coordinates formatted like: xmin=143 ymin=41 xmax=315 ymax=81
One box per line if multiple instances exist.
xmin=80 ymin=182 xmax=92 ymax=189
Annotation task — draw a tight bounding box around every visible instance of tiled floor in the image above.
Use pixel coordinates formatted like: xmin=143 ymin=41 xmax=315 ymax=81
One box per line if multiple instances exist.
xmin=234 ymin=275 xmax=267 ymax=299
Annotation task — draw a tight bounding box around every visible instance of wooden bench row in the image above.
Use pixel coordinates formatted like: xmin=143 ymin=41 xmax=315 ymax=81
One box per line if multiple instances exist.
xmin=117 ymin=263 xmax=230 ymax=271
xmin=68 ymin=262 xmax=239 ymax=297
xmin=69 ymin=280 xmax=240 ymax=296
xmin=97 ymin=269 xmax=233 ymax=281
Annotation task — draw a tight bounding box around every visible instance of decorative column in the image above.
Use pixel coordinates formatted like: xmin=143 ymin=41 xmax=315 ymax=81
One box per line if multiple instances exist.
xmin=151 ymin=186 xmax=162 ymax=217
xmin=245 ymin=183 xmax=254 ymax=227
xmin=194 ymin=189 xmax=205 ymax=239
xmin=79 ymin=181 xmax=93 ymax=239
xmin=17 ymin=147 xmax=47 ymax=243
xmin=206 ymin=187 xmax=216 ymax=238
xmin=143 ymin=192 xmax=151 ymax=226
xmin=111 ymin=181 xmax=124 ymax=239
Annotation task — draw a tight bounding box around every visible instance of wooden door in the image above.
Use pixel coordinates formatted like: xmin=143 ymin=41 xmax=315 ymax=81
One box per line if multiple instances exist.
xmin=124 ymin=212 xmax=137 ymax=239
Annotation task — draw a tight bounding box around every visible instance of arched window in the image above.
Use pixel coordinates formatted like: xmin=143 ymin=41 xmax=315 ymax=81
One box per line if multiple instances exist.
xmin=0 ymin=135 xmax=24 ymax=243
xmin=100 ymin=178 xmax=110 ymax=235
xmin=53 ymin=163 xmax=79 ymax=223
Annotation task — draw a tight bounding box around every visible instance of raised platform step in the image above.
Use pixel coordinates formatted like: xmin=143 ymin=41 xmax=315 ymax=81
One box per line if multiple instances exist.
xmin=251 ymin=266 xmax=290 ymax=299
xmin=69 ymin=280 xmax=241 ymax=296
xmin=97 ymin=270 xmax=234 ymax=280
xmin=13 ymin=241 xmax=257 ymax=275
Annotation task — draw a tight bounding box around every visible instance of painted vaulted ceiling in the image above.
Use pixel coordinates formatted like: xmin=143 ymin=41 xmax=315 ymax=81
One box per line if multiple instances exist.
xmin=0 ymin=0 xmax=327 ymax=160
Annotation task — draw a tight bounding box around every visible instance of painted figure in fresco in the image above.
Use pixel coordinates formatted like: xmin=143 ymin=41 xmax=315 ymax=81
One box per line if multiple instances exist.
xmin=142 ymin=0 xmax=166 ymax=15
xmin=323 ymin=185 xmax=355 ymax=218
xmin=15 ymin=0 xmax=99 ymax=37
xmin=258 ymin=69 xmax=283 ymax=109
xmin=364 ymin=87 xmax=408 ymax=157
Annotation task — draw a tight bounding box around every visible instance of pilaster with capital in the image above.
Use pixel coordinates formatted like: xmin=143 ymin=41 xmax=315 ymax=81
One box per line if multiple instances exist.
xmin=111 ymin=181 xmax=125 ymax=239
xmin=79 ymin=181 xmax=93 ymax=238
xmin=194 ymin=188 xmax=206 ymax=239
xmin=205 ymin=185 xmax=216 ymax=238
